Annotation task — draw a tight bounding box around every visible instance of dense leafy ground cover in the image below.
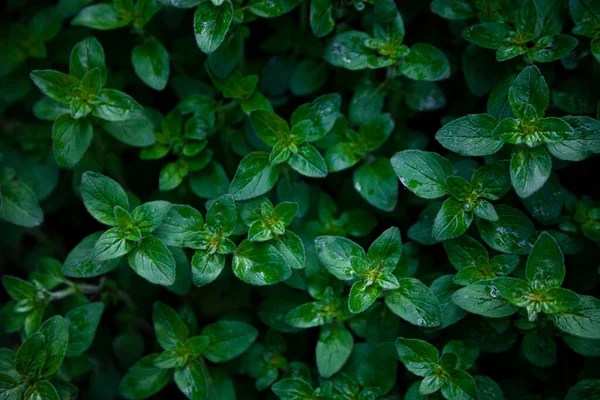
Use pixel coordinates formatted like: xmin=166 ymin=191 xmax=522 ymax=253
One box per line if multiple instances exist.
xmin=1 ymin=0 xmax=600 ymax=399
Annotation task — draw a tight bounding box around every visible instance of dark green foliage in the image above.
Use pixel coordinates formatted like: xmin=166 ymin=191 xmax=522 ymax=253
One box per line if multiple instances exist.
xmin=1 ymin=0 xmax=600 ymax=399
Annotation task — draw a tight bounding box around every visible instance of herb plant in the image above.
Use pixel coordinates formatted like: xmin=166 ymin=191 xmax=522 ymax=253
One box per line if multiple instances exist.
xmin=1 ymin=0 xmax=600 ymax=399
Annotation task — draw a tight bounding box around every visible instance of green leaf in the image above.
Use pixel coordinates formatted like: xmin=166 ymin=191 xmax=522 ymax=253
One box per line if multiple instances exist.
xmin=72 ymin=4 xmax=130 ymax=30
xmin=15 ymin=333 xmax=46 ymax=375
xmin=287 ymin=143 xmax=327 ymax=178
xmin=62 ymin=232 xmax=121 ymax=277
xmin=24 ymin=381 xmax=60 ymax=400
xmin=325 ymin=143 xmax=361 ymax=172
xmin=132 ymin=201 xmax=172 ymax=235
xmin=272 ymin=378 xmax=314 ymax=399
xmin=38 ymin=316 xmax=69 ymax=376
xmin=324 ymin=31 xmax=371 ymax=70
xmin=349 ymin=281 xmax=382 ymax=314
xmin=131 ymin=38 xmax=170 ymax=90
xmin=229 ymin=152 xmax=281 ymax=201
xmin=69 ymin=36 xmax=106 ymax=82
xmin=206 ymin=194 xmax=237 ymax=235
xmin=80 ymin=171 xmax=129 ymax=226
xmin=441 ymin=370 xmax=477 ymax=400
xmin=443 ymin=234 xmax=488 ymax=270
xmin=391 ymin=150 xmax=452 ymax=199
xmin=286 ymin=301 xmax=329 ymax=328
xmin=290 ymin=59 xmax=328 ymax=97
xmin=119 ymin=354 xmax=171 ymax=400
xmin=315 ymin=235 xmax=365 ymax=281
xmin=92 ymin=89 xmax=143 ymax=121
xmin=2 ymin=276 xmax=35 ymax=301
xmin=65 ymin=302 xmax=104 ymax=357
xmin=528 ymin=34 xmax=578 ymax=62
xmin=395 ymin=337 xmax=439 ymax=377
xmin=451 ymin=282 xmax=520 ymax=318
xmin=92 ymin=227 xmax=133 ymax=261
xmin=400 ymin=43 xmax=450 ymax=81
xmin=405 ymin=81 xmax=446 ymax=111
xmin=310 ymin=0 xmax=334 ymax=37
xmin=128 ymin=236 xmax=176 ymax=285
xmin=290 ymin=93 xmax=341 ymax=141
xmin=175 ymin=360 xmax=208 ymax=400
xmin=233 ymin=240 xmax=290 ymax=285
xmin=154 ymin=205 xmax=204 ymax=247
xmin=473 ymin=200 xmax=498 ymax=221
xmin=432 ymin=198 xmax=472 ymax=241
xmin=250 ymin=110 xmax=288 ymax=147
xmin=462 ymin=23 xmax=511 ymax=49
xmin=478 ymin=205 xmax=535 ymax=255
xmin=547 ymin=116 xmax=600 ymax=161
xmin=526 ymin=232 xmax=564 ymax=287
xmin=316 ymin=324 xmax=353 ymax=378
xmin=522 ymin=329 xmax=557 ymax=367
xmin=353 ymin=157 xmax=398 ymax=212
xmin=247 ymin=0 xmax=301 ymax=18
xmin=159 ymin=162 xmax=186 ymax=191
xmin=189 ymin=162 xmax=230 ymax=199
xmin=30 ymin=70 xmax=79 ymax=104
xmin=201 ymin=320 xmax=258 ymax=362
xmin=367 ymin=226 xmax=402 ymax=270
xmin=153 ymin=301 xmax=189 ymax=350
xmin=193 ymin=0 xmax=233 ymax=54
xmin=385 ymin=278 xmax=442 ymax=327
xmin=471 ymin=161 xmax=511 ymax=200
xmin=508 ymin=65 xmax=549 ymax=119
xmin=191 ymin=251 xmax=225 ymax=287
xmin=510 ymin=146 xmax=552 ymax=198
xmin=435 ymin=114 xmax=502 ymax=156
xmin=33 ymin=97 xmax=70 ymax=121
xmin=100 ymin=112 xmax=156 ymax=147
xmin=0 ymin=180 xmax=43 ymax=228
xmin=273 ymin=231 xmax=305 ymax=270
xmin=551 ymin=295 xmax=600 ymax=339
xmin=565 ymin=379 xmax=600 ymax=400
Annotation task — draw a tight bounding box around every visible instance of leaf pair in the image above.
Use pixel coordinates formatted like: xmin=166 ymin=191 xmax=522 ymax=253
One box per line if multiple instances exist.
xmin=463 ymin=0 xmax=578 ymax=62
xmin=81 ymin=171 xmax=176 ymax=285
xmin=120 ymin=301 xmax=257 ymax=400
xmin=392 ymin=150 xmax=511 ymax=240
xmin=437 ymin=65 xmax=600 ymax=198
xmin=73 ymin=0 xmax=168 ymax=89
xmin=396 ymin=338 xmax=479 ymax=400
xmin=31 ymin=37 xmax=152 ymax=168
xmin=141 ymin=106 xmax=214 ymax=191
xmin=325 ymin=13 xmax=450 ymax=80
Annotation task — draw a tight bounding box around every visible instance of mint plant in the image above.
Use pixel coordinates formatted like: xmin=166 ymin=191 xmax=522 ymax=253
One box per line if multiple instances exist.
xmin=2 ymin=0 xmax=600 ymax=399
